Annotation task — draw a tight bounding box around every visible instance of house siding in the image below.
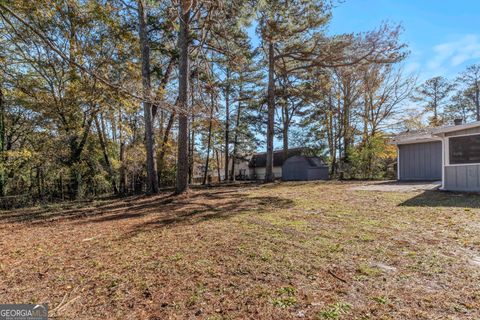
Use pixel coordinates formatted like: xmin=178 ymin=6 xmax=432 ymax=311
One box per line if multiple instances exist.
xmin=444 ymin=165 xmax=480 ymax=191
xmin=398 ymin=141 xmax=442 ymax=181
xmin=443 ymin=129 xmax=480 ymax=191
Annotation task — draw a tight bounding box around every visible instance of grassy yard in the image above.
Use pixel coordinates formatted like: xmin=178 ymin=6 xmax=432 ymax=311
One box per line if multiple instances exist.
xmin=1 ymin=181 xmax=480 ymax=319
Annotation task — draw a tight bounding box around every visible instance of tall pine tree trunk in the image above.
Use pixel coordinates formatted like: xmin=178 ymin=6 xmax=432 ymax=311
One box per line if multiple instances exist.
xmin=342 ymin=97 xmax=352 ymax=163
xmin=95 ymin=115 xmax=118 ymax=194
xmin=224 ymin=68 xmax=230 ymax=182
xmin=265 ymin=40 xmax=275 ymax=182
xmin=203 ymin=92 xmax=215 ymax=185
xmin=475 ymin=79 xmax=480 ymax=121
xmin=152 ymin=56 xmax=176 ymax=118
xmin=282 ymin=105 xmax=289 ymax=161
xmin=282 ymin=125 xmax=288 ymax=161
xmin=230 ymin=89 xmax=242 ymax=182
xmin=119 ymin=111 xmax=127 ymax=194
xmin=67 ymin=116 xmax=94 ymax=199
xmin=189 ymin=113 xmax=195 ymax=184
xmin=175 ymin=1 xmax=190 ymax=194
xmin=362 ymin=93 xmax=369 ymax=145
xmin=215 ymin=149 xmax=221 ymax=183
xmin=327 ymin=96 xmax=336 ymax=176
xmin=0 ymin=87 xmax=5 ymax=196
xmin=138 ymin=0 xmax=158 ymax=194
xmin=157 ymin=112 xmax=175 ymax=186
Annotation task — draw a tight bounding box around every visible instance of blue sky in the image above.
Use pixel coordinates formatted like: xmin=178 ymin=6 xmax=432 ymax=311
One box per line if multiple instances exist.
xmin=328 ymin=0 xmax=480 ymax=81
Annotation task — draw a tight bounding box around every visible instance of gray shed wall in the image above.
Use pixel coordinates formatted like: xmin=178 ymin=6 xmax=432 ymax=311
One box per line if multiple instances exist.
xmin=306 ymin=167 xmax=329 ymax=180
xmin=444 ymin=165 xmax=480 ymax=191
xmin=282 ymin=156 xmax=328 ymax=181
xmin=399 ymin=141 xmax=442 ymax=181
xmin=282 ymin=157 xmax=308 ymax=180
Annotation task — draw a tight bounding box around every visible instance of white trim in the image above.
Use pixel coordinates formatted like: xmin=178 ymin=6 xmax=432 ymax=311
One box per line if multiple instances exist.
xmin=397 ymin=145 xmax=400 ymax=180
xmin=445 ymin=131 xmax=480 ymax=138
xmin=441 ymin=135 xmax=445 ymax=190
xmin=446 ymin=135 xmax=450 ymax=166
xmin=433 ymin=121 xmax=480 ymax=134
xmin=445 ymin=163 xmax=480 ymax=167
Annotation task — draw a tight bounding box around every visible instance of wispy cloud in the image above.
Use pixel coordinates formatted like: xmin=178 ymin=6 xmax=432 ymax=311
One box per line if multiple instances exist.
xmin=428 ymin=34 xmax=480 ymax=70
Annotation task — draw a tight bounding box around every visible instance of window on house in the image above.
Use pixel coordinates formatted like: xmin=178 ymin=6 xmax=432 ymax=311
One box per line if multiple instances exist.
xmin=449 ymin=134 xmax=480 ymax=164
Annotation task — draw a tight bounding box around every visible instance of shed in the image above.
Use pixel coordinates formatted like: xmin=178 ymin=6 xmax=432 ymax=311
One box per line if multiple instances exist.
xmin=248 ymin=148 xmax=306 ymax=180
xmin=282 ymin=155 xmax=329 ymax=181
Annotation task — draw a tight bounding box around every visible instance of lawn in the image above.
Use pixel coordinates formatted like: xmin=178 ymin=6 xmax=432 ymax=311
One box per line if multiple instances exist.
xmin=1 ymin=181 xmax=480 ymax=319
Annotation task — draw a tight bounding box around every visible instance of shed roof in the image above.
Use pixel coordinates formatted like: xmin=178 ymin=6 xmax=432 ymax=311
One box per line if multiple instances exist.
xmin=248 ymin=148 xmax=305 ymax=168
xmin=305 ymin=157 xmax=325 ymax=167
xmin=283 ymin=155 xmax=326 ymax=168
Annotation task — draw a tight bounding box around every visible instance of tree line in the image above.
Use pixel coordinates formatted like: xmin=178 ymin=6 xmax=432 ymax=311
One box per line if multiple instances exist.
xmin=0 ymin=0 xmax=418 ymax=204
xmin=411 ymin=65 xmax=480 ymax=127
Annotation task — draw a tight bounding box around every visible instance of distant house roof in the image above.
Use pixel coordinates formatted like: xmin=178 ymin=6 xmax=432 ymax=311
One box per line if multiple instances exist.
xmin=248 ymin=148 xmax=306 ymax=168
xmin=233 ymin=154 xmax=251 ymax=163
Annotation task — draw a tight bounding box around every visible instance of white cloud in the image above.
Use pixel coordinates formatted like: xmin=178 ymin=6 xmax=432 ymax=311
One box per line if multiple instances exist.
xmin=451 ymin=53 xmax=470 ymax=66
xmin=428 ymin=34 xmax=480 ymax=70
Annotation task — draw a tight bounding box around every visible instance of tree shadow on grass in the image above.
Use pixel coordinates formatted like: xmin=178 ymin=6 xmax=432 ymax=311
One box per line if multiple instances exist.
xmin=0 ymin=187 xmax=294 ymax=228
xmin=119 ymin=194 xmax=295 ymax=239
xmin=400 ymin=190 xmax=480 ymax=208
xmin=0 ymin=194 xmax=154 ymax=224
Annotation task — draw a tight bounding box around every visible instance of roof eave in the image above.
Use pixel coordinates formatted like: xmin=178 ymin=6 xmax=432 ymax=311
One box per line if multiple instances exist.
xmin=432 ymin=121 xmax=480 ymax=135
xmin=391 ymin=134 xmax=439 ymax=145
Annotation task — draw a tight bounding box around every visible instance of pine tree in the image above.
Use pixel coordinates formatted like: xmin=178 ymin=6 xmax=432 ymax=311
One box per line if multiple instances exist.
xmin=456 ymin=64 xmax=480 ymax=120
xmin=256 ymin=0 xmax=331 ymax=182
xmin=138 ymin=0 xmax=158 ymax=194
xmin=175 ymin=0 xmax=191 ymax=194
xmin=256 ymin=1 xmax=405 ymax=182
xmin=412 ymin=76 xmax=455 ymax=126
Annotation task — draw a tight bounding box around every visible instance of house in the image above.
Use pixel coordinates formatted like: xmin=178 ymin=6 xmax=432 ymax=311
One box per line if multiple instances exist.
xmin=192 ymin=154 xmax=251 ymax=183
xmin=392 ymin=120 xmax=480 ymax=192
xmin=230 ymin=155 xmax=251 ymax=180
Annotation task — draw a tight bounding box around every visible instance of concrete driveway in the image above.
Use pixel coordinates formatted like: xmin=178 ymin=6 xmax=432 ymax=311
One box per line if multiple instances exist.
xmin=350 ymin=181 xmax=441 ymax=192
